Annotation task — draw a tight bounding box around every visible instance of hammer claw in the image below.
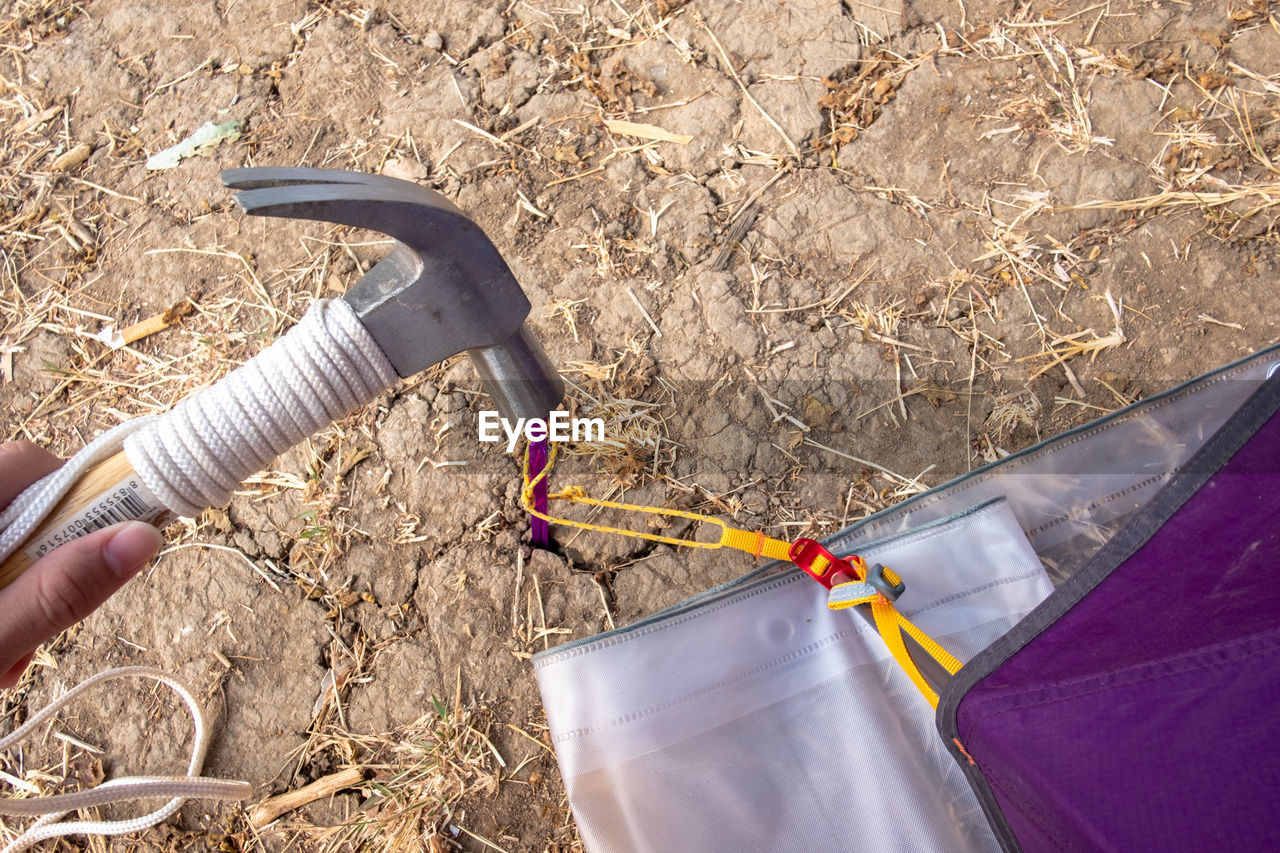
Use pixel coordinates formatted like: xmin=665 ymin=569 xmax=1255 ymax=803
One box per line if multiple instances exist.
xmin=227 ymin=186 xmax=454 ymax=231
xmin=219 ymin=166 xmax=564 ymax=420
xmin=222 ymin=166 xmax=402 ymax=191
xmin=223 ymin=167 xmax=467 ymax=240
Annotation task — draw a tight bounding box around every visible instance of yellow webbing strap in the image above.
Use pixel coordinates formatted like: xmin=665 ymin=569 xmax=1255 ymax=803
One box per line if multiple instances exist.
xmin=829 ymin=578 xmax=963 ymax=709
xmin=521 ymin=446 xmax=793 ymax=561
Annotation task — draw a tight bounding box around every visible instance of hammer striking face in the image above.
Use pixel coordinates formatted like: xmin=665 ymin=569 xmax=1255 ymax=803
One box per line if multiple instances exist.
xmin=221 ymin=167 xmax=564 ymax=422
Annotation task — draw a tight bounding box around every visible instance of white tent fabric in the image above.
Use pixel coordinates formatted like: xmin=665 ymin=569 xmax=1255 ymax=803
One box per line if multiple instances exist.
xmin=536 ymin=498 xmax=1052 ymax=852
xmin=535 ymin=347 xmax=1280 ymax=853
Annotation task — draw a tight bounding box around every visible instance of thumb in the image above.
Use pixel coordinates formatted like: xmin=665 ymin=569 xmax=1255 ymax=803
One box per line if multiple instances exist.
xmin=0 ymin=521 xmax=162 ymax=681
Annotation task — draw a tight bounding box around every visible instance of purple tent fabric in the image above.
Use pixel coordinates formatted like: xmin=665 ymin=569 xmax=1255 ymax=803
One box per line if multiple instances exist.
xmin=943 ymin=380 xmax=1280 ymax=852
xmin=528 ymin=437 xmax=550 ymax=548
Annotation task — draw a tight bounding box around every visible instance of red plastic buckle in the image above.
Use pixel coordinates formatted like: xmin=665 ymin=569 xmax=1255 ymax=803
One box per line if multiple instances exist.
xmin=789 ymin=538 xmax=864 ymax=590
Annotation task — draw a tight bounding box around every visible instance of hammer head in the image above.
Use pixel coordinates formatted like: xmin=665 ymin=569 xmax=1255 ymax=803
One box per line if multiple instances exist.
xmin=221 ymin=167 xmax=563 ymax=422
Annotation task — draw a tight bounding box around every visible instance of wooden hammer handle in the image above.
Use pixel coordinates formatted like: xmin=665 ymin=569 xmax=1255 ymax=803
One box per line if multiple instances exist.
xmin=0 ymin=451 xmax=171 ymax=590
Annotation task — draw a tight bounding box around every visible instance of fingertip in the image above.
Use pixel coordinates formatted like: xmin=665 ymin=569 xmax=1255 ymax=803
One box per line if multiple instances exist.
xmin=0 ymin=652 xmax=34 ymax=690
xmin=0 ymin=524 xmax=160 ymax=673
xmin=102 ymin=521 xmax=164 ymax=579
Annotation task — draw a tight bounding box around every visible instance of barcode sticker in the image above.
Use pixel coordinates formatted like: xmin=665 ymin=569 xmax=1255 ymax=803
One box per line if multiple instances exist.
xmin=24 ymin=477 xmax=167 ymax=562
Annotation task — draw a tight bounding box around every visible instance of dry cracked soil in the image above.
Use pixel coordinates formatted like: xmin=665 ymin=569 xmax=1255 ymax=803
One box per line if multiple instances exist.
xmin=0 ymin=0 xmax=1278 ymax=850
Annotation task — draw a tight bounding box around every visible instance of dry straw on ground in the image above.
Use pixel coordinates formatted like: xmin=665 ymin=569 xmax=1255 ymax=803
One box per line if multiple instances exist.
xmin=2 ymin=0 xmax=1277 ymax=850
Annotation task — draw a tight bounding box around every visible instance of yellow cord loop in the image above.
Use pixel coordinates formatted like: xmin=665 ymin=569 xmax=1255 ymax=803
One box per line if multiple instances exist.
xmin=521 ymin=445 xmax=792 ymax=560
xmin=521 ymin=445 xmax=960 ymax=706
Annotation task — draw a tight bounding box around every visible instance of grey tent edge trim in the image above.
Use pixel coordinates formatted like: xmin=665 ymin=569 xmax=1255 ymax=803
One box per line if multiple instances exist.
xmin=825 ymin=341 xmax=1280 ymax=554
xmin=934 ymin=371 xmax=1280 ymax=853
xmin=533 ymin=341 xmax=1280 ymax=665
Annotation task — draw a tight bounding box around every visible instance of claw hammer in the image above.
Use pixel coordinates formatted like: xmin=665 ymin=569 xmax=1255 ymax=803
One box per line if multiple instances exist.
xmin=0 ymin=167 xmax=564 ymax=586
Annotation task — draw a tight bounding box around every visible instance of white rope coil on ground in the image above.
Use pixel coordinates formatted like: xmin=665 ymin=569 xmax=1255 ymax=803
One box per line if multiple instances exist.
xmin=0 ymin=666 xmax=251 ymax=853
xmin=124 ymin=298 xmax=398 ymax=518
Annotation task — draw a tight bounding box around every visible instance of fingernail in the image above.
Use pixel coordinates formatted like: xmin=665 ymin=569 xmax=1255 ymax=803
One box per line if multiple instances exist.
xmin=103 ymin=522 xmax=163 ymax=579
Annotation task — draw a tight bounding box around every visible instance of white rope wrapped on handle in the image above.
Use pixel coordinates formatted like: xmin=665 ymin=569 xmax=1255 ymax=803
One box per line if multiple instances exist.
xmin=124 ymin=297 xmax=398 ymax=518
xmin=0 ymin=299 xmax=397 ymax=565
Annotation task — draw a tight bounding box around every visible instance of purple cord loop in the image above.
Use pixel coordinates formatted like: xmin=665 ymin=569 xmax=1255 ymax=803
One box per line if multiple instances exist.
xmin=528 ymin=437 xmax=550 ymax=548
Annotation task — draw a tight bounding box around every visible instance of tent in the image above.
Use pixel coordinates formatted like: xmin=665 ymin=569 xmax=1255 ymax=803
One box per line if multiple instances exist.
xmin=533 ymin=345 xmax=1280 ymax=851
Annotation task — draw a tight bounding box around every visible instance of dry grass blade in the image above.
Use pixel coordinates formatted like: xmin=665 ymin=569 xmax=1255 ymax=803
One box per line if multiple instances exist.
xmin=802 ymin=437 xmax=933 ymax=497
xmin=1072 ymin=184 xmax=1280 ymax=213
xmin=839 ymin=298 xmax=904 ymax=338
xmin=603 ymin=119 xmax=692 ymax=144
xmin=701 ymin=19 xmax=801 ymax=158
xmin=546 ymin=298 xmax=585 ymax=342
xmin=1020 ymin=291 xmax=1126 ymax=380
xmin=1022 ymin=330 xmax=1126 ymax=379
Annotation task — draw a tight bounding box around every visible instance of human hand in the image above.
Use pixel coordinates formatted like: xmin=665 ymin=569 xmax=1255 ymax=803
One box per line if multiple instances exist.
xmin=0 ymin=441 xmax=163 ymax=688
